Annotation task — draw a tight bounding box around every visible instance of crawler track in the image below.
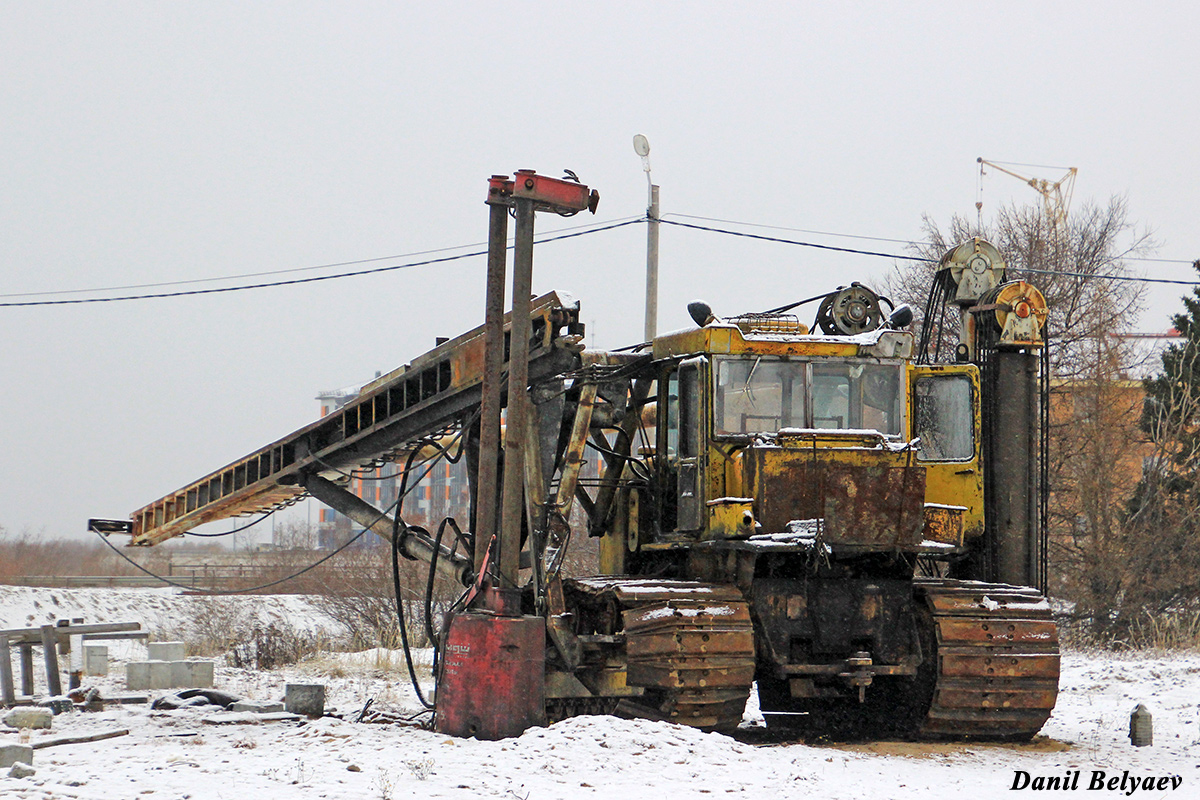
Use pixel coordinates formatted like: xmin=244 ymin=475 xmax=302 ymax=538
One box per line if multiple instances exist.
xmin=915 ymin=579 xmax=1060 ymax=740
xmin=756 ymin=579 xmax=1059 ymax=740
xmin=564 ymin=578 xmax=757 ymax=732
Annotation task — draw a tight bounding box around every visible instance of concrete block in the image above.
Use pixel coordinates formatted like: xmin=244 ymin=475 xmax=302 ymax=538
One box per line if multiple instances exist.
xmin=83 ymin=644 xmax=109 ymax=676
xmin=285 ymin=683 xmax=325 ymax=718
xmin=0 ymin=744 xmax=33 ymax=769
xmin=147 ymin=641 xmax=186 ymax=662
xmin=171 ymin=660 xmax=214 ymax=689
xmin=9 ymin=762 xmax=36 ymax=779
xmin=126 ymin=661 xmax=151 ymax=691
xmin=127 ymin=660 xmax=174 ymax=690
xmin=3 ymin=707 xmax=53 ymax=730
xmin=148 ymin=660 xmax=173 ymax=690
xmin=231 ymin=700 xmax=285 ymax=713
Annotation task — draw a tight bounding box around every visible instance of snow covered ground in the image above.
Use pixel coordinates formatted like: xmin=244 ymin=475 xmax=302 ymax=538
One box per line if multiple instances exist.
xmin=1 ymin=587 xmax=1197 ymax=800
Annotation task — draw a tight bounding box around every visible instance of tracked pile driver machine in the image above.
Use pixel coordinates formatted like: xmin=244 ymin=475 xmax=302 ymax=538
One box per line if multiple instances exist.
xmin=95 ymin=170 xmax=1058 ymax=741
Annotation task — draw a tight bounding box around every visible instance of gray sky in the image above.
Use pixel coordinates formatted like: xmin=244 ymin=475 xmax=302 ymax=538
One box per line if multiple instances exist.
xmin=2 ymin=2 xmax=1197 ymax=540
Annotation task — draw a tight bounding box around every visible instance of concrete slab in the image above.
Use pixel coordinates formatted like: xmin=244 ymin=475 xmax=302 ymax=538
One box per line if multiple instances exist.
xmin=3 ymin=707 xmax=53 ymax=730
xmin=83 ymin=644 xmax=108 ymax=677
xmin=147 ymin=641 xmax=186 ymax=662
xmin=147 ymin=661 xmax=173 ymax=690
xmin=230 ymin=700 xmax=285 ymax=713
xmin=170 ymin=660 xmax=214 ymax=689
xmin=285 ymin=683 xmax=325 ymax=718
xmin=126 ymin=661 xmax=151 ymax=691
xmin=0 ymin=744 xmax=33 ymax=769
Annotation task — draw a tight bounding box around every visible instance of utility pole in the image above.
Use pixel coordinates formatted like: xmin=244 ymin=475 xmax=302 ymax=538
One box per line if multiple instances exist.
xmin=634 ymin=135 xmax=659 ymax=342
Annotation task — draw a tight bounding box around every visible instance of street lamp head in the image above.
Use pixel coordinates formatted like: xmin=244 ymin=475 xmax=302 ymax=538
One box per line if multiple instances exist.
xmin=633 ymin=134 xmax=650 ymax=157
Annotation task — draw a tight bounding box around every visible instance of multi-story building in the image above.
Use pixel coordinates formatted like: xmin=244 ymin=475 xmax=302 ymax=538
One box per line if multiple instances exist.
xmin=311 ymin=381 xmax=475 ymax=551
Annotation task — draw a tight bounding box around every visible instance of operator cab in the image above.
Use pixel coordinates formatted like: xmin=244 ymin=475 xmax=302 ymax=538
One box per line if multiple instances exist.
xmin=648 ymin=290 xmax=981 ymax=545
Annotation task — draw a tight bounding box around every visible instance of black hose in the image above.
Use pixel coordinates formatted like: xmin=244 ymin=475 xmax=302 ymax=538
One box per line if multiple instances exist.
xmin=391 ymin=507 xmax=434 ymax=710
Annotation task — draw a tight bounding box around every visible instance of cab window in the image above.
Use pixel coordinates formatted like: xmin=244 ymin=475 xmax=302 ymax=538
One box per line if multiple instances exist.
xmin=811 ymin=362 xmax=902 ymax=435
xmin=913 ymin=374 xmax=975 ymax=461
xmin=714 ymin=358 xmax=806 ymax=435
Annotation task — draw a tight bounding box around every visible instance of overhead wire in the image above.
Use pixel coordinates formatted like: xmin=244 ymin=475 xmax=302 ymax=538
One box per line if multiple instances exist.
xmin=665 ymin=212 xmax=920 ymax=245
xmin=0 ymin=215 xmax=643 ymax=300
xmin=5 ymin=212 xmax=1196 ymax=308
xmin=0 ymin=219 xmax=643 ymax=307
xmin=665 ymin=212 xmax=1195 ymax=266
xmin=660 ymin=218 xmax=1199 ymax=284
xmin=657 ymin=217 xmax=936 ymax=262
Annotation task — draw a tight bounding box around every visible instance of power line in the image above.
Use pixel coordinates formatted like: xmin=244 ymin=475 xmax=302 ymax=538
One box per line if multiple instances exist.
xmin=8 ymin=212 xmax=1195 ymax=309
xmin=0 ymin=219 xmax=643 ymax=308
xmin=1123 ymin=256 xmax=1198 ymax=265
xmin=658 ymin=218 xmax=936 ymax=262
xmin=662 ymin=218 xmax=1200 ymax=286
xmin=667 ymin=212 xmax=1195 ymax=265
xmin=1019 ymin=267 xmax=1200 ymax=287
xmin=0 ymin=216 xmax=644 ymax=300
xmin=665 ymin=213 xmax=920 ymax=246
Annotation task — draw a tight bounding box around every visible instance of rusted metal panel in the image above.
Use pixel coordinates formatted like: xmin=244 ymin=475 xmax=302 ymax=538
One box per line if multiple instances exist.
xmin=626 ymin=660 xmax=756 ymax=690
xmin=649 ymin=688 xmax=751 ymax=729
xmin=433 ymin=612 xmax=545 ymax=740
xmin=916 ymin=579 xmax=1059 ymax=739
xmin=934 ymin=684 xmax=1060 ymax=710
xmin=510 ymin=170 xmax=596 ymax=214
xmin=624 ymin=629 xmax=755 ymax=657
xmin=569 ymin=577 xmax=745 ymax=606
xmin=922 ymin=504 xmax=966 ymax=546
xmin=940 ymin=653 xmax=1061 ymax=679
xmin=744 ymin=448 xmax=925 ymax=546
xmin=624 ymin=601 xmax=752 ymax=630
xmin=822 ymin=465 xmax=925 ymax=547
xmin=625 ymin=600 xmax=755 ymax=691
xmin=926 ymin=591 xmax=1051 ymax=618
xmin=936 ymin=618 xmax=1058 ymax=647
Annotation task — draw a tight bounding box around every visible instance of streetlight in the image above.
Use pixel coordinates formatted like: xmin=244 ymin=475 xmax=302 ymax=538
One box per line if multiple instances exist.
xmin=633 ymin=134 xmax=660 ymax=341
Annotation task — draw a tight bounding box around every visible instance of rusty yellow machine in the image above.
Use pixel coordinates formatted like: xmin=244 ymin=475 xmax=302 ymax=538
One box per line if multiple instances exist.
xmin=92 ymin=171 xmax=1057 ymax=741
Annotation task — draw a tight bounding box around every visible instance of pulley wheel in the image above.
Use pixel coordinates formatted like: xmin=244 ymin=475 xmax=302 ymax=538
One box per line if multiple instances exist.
xmin=815 ymin=284 xmax=884 ymax=335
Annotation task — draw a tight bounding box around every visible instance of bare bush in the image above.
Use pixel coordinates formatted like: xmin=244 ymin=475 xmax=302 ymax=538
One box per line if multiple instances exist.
xmin=310 ymin=544 xmax=462 ymax=651
xmin=229 ymin=620 xmax=326 ymax=669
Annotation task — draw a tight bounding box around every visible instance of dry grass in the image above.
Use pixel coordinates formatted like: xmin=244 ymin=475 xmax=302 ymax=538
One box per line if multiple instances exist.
xmin=1058 ymin=607 xmax=1200 ymax=652
xmin=1124 ymin=609 xmax=1200 ymax=650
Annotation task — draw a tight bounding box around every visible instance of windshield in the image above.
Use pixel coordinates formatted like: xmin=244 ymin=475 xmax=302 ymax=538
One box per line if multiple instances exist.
xmin=715 ymin=357 xmax=903 ymax=436
xmin=715 ymin=358 xmax=805 ymax=435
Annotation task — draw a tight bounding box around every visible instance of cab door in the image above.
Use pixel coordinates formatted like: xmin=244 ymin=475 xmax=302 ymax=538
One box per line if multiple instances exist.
xmin=909 ymin=364 xmax=984 ymax=539
xmin=658 ymin=357 xmax=706 ymax=533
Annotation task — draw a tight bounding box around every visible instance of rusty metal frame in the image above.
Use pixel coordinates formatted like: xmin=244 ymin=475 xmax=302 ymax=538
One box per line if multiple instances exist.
xmin=130 ymin=292 xmax=580 ymax=546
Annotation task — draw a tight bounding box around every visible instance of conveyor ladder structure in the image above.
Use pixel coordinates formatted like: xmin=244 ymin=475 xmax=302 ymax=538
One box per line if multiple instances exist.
xmin=129 ymin=291 xmax=582 ymax=546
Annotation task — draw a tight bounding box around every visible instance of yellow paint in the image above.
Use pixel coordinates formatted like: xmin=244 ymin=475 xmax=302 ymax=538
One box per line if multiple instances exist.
xmin=705 ymin=499 xmax=755 ymax=540
xmin=655 ymin=322 xmax=982 ymax=546
xmin=654 ymin=324 xmax=864 ymax=360
xmin=908 ymin=364 xmax=985 ymax=538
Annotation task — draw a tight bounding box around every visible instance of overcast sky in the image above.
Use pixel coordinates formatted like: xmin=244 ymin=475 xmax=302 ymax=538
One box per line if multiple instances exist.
xmin=2 ymin=2 xmax=1197 ymax=541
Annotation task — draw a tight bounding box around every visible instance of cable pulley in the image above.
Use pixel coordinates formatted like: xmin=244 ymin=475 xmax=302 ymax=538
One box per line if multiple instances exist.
xmin=814 ymin=283 xmax=884 ymax=335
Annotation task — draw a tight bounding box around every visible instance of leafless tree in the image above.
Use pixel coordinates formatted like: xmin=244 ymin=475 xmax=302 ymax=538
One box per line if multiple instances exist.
xmin=884 ymin=197 xmax=1151 ymax=379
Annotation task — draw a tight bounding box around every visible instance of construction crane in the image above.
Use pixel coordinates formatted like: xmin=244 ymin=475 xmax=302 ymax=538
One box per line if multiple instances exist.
xmin=976 ymin=158 xmax=1077 ymax=237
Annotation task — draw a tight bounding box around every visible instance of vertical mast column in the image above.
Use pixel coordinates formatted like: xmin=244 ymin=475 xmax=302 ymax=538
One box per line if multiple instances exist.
xmin=499 ymin=186 xmax=537 ymax=589
xmin=476 ymin=177 xmax=512 ymax=577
